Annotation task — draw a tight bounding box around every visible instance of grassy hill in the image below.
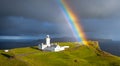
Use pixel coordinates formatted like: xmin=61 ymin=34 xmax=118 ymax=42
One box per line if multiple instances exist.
xmin=0 ymin=41 xmax=120 ymax=66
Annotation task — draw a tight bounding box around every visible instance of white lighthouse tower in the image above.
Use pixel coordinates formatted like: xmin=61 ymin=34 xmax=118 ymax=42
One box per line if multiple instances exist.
xmin=46 ymin=35 xmax=50 ymax=47
xmin=38 ymin=35 xmax=69 ymax=52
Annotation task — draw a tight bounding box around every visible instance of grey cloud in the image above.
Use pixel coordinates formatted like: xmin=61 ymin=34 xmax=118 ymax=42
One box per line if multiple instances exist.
xmin=0 ymin=0 xmax=120 ymax=40
xmin=0 ymin=0 xmax=120 ymax=20
xmin=0 ymin=0 xmax=66 ymax=23
xmin=0 ymin=16 xmax=58 ymax=35
xmin=81 ymin=18 xmax=120 ymax=40
xmin=68 ymin=0 xmax=120 ymax=18
xmin=0 ymin=16 xmax=73 ymax=36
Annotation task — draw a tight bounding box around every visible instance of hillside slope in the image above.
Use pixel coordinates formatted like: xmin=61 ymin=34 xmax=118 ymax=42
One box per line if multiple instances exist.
xmin=0 ymin=41 xmax=120 ymax=66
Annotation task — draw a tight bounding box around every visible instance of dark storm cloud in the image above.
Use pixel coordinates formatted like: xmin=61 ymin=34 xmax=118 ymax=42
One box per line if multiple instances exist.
xmin=81 ymin=18 xmax=120 ymax=40
xmin=0 ymin=0 xmax=73 ymax=36
xmin=68 ymin=0 xmax=120 ymax=18
xmin=0 ymin=0 xmax=66 ymax=22
xmin=1 ymin=0 xmax=120 ymax=21
xmin=0 ymin=16 xmax=58 ymax=35
xmin=0 ymin=16 xmax=73 ymax=36
xmin=81 ymin=19 xmax=114 ymax=33
xmin=0 ymin=0 xmax=120 ymax=40
xmin=65 ymin=0 xmax=120 ymax=40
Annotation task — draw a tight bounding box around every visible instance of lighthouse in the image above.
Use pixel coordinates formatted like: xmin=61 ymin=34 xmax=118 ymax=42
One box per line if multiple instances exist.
xmin=46 ymin=35 xmax=50 ymax=47
xmin=38 ymin=35 xmax=69 ymax=52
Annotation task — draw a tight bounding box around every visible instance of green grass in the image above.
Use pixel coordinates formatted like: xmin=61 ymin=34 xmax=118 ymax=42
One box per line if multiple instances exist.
xmin=0 ymin=51 xmax=28 ymax=66
xmin=0 ymin=42 xmax=120 ymax=66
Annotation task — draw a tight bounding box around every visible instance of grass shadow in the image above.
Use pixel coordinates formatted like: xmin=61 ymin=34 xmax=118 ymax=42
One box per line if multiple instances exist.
xmin=1 ymin=53 xmax=15 ymax=59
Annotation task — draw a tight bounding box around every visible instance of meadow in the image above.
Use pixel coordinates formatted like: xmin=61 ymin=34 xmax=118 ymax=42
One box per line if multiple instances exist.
xmin=0 ymin=41 xmax=120 ymax=66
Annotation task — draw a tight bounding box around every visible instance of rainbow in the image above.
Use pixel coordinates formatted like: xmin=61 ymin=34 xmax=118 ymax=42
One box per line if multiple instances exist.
xmin=57 ymin=0 xmax=88 ymax=45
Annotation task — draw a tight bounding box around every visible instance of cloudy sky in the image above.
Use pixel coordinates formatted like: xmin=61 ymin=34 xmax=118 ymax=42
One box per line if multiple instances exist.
xmin=0 ymin=0 xmax=120 ymax=40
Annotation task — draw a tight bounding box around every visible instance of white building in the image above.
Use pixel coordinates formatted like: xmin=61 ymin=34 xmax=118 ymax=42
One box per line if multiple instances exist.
xmin=4 ymin=49 xmax=9 ymax=52
xmin=38 ymin=35 xmax=69 ymax=52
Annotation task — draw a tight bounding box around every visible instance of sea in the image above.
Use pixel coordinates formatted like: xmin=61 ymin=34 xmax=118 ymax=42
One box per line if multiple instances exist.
xmin=99 ymin=41 xmax=120 ymax=56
